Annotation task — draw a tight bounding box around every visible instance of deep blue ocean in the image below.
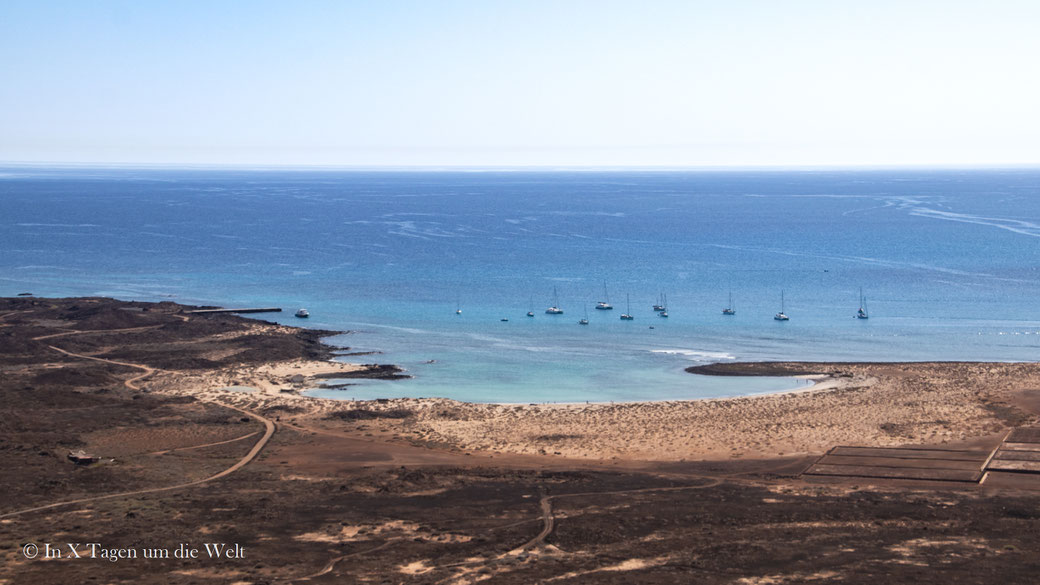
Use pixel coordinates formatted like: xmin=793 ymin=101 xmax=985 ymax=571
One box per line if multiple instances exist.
xmin=3 ymin=167 xmax=1039 ymax=402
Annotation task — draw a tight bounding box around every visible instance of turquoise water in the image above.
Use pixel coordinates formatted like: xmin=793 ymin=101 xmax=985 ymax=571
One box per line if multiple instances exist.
xmin=3 ymin=167 xmax=1039 ymax=402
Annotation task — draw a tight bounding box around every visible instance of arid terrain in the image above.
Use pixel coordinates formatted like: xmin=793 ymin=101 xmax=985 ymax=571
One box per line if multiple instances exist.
xmin=2 ymin=297 xmax=1040 ymax=584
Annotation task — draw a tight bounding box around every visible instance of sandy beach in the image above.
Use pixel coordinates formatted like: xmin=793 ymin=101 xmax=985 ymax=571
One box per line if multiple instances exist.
xmin=158 ymin=352 xmax=1039 ymax=462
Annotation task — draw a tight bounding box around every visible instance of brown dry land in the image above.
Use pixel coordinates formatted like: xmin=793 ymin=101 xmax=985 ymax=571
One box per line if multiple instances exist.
xmin=2 ymin=297 xmax=1040 ymax=584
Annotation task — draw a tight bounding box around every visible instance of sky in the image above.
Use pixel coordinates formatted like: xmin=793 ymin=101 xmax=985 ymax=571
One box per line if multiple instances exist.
xmin=2 ymin=0 xmax=1039 ymax=167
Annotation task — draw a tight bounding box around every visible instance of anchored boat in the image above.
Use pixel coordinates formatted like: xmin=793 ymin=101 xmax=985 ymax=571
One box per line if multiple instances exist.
xmin=774 ymin=290 xmax=789 ymax=321
xmin=653 ymin=292 xmax=665 ymax=312
xmin=545 ymin=287 xmax=563 ymax=314
xmin=856 ymin=287 xmax=869 ymax=319
xmin=723 ymin=291 xmax=735 ymax=315
xmin=595 ymin=281 xmax=613 ymax=310
xmin=620 ymin=293 xmax=634 ymax=320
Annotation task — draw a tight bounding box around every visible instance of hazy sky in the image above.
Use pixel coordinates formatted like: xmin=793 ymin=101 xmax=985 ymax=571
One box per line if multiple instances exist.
xmin=2 ymin=1 xmax=1039 ymax=167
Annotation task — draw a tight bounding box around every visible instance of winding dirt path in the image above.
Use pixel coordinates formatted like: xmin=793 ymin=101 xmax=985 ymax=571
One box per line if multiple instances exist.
xmin=0 ymin=344 xmax=277 ymax=520
xmin=146 ymin=430 xmax=261 ymax=456
xmin=43 ymin=343 xmax=157 ymax=389
xmin=0 ymin=309 xmax=31 ymax=327
xmin=31 ymin=325 xmax=163 ymax=341
xmin=517 ymin=480 xmax=723 ymax=553
xmin=0 ymin=403 xmax=274 ymax=520
xmin=290 ymin=541 xmax=394 ymax=582
xmin=31 ymin=326 xmax=167 ymax=389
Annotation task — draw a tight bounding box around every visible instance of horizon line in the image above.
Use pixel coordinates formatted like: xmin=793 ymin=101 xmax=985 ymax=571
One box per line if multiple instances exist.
xmin=2 ymin=160 xmax=1040 ymax=173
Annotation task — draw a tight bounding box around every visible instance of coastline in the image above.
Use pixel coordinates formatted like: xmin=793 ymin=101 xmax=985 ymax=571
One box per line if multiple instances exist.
xmin=5 ymin=295 xmax=1040 ymax=584
xmin=5 ymin=296 xmax=1037 ymax=465
xmin=172 ymin=325 xmax=1037 ymax=463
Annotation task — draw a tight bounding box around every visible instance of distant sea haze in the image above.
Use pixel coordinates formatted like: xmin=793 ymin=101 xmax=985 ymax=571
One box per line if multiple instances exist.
xmin=3 ymin=167 xmax=1039 ymax=402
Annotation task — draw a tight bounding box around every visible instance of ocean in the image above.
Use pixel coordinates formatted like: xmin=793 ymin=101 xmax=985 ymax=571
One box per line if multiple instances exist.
xmin=2 ymin=166 xmax=1039 ymax=402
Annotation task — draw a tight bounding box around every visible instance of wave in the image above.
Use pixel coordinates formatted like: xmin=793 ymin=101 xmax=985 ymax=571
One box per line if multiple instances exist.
xmin=14 ymin=265 xmax=84 ymax=271
xmin=906 ymin=207 xmax=1040 ymax=238
xmin=463 ymin=332 xmax=510 ymax=344
xmin=547 ymin=211 xmax=626 ymax=218
xmin=384 ymin=220 xmax=463 ymax=239
xmin=16 ymin=223 xmax=101 ymax=227
xmin=650 ymin=349 xmax=736 ymax=361
xmin=387 ymin=230 xmax=431 ymax=240
xmin=379 ymin=212 xmax=453 ymax=218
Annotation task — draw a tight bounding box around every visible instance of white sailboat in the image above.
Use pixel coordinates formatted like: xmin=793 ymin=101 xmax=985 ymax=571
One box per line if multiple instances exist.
xmin=774 ymin=290 xmax=789 ymax=321
xmin=659 ymin=293 xmax=669 ymax=318
xmin=620 ymin=293 xmax=634 ymax=320
xmin=856 ymin=288 xmax=869 ymax=319
xmin=579 ymin=304 xmax=589 ymax=325
xmin=595 ymin=281 xmax=613 ymax=310
xmin=527 ymin=296 xmax=535 ymax=317
xmin=545 ymin=287 xmax=563 ymax=314
xmin=653 ymin=292 xmax=665 ymax=312
xmin=722 ymin=291 xmax=735 ymax=315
